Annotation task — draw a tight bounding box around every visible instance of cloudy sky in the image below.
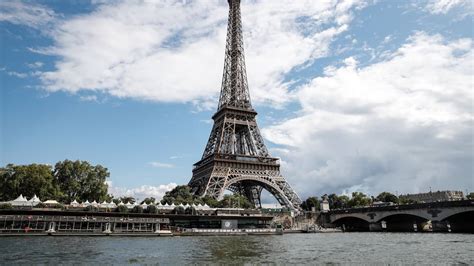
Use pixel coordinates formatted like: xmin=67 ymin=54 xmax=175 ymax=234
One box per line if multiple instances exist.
xmin=1 ymin=0 xmax=472 ymax=203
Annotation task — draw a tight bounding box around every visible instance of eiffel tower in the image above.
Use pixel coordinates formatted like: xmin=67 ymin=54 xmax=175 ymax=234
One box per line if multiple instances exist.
xmin=188 ymin=0 xmax=301 ymax=211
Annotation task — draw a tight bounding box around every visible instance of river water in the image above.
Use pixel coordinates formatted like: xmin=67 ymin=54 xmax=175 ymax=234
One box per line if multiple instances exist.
xmin=0 ymin=233 xmax=473 ymax=264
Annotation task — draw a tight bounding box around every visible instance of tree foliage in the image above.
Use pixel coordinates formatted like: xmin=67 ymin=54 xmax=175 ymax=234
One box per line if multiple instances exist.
xmin=201 ymin=195 xmax=220 ymax=208
xmin=300 ymin=196 xmax=320 ymax=211
xmin=0 ymin=164 xmax=61 ymax=201
xmin=185 ymin=207 xmax=196 ymax=215
xmin=173 ymin=206 xmax=185 ymax=214
xmin=118 ymin=196 xmax=136 ymax=204
xmin=327 ymin=194 xmax=350 ymax=209
xmin=375 ymin=192 xmax=399 ymax=203
xmin=116 ymin=205 xmax=128 ymax=213
xmin=54 ymin=160 xmax=109 ymax=203
xmin=147 ymin=205 xmax=158 ymax=214
xmin=218 ymin=194 xmax=253 ymax=209
xmin=466 ymin=192 xmax=474 ymax=200
xmin=347 ymin=192 xmax=372 ymax=208
xmin=0 ymin=161 xmax=111 ymax=204
xmin=161 ymin=185 xmax=197 ymax=205
xmin=399 ymin=197 xmax=419 ymax=205
xmin=160 ymin=186 xmax=254 ymax=209
xmin=131 ymin=205 xmax=144 ymax=213
xmin=140 ymin=197 xmax=156 ymax=205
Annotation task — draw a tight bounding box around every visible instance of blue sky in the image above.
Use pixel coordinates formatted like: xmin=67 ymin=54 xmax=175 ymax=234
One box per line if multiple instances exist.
xmin=1 ymin=0 xmax=472 ymax=202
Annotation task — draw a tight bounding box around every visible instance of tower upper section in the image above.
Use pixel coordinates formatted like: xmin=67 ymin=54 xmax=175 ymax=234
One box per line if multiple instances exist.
xmin=217 ymin=0 xmax=253 ymax=111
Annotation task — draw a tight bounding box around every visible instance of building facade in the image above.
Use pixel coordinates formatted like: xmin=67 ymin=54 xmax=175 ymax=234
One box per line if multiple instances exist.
xmin=399 ymin=191 xmax=464 ymax=203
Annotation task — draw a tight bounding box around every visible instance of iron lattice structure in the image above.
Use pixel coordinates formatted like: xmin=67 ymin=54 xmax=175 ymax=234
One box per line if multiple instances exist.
xmin=188 ymin=0 xmax=301 ymax=211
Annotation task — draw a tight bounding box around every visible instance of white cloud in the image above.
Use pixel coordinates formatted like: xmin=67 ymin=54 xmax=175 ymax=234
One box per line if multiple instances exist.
xmin=425 ymin=0 xmax=471 ymax=14
xmin=0 ymin=1 xmax=56 ymax=28
xmin=263 ymin=33 xmax=473 ymax=198
xmin=7 ymin=71 xmax=28 ymax=78
xmin=79 ymin=95 xmax=98 ymax=102
xmin=26 ymin=61 xmax=44 ymax=69
xmin=108 ymin=182 xmax=177 ymax=201
xmin=148 ymin=161 xmax=175 ymax=168
xmin=25 ymin=0 xmax=367 ymax=108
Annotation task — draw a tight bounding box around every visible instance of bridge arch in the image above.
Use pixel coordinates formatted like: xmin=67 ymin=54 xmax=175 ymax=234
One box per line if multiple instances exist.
xmin=332 ymin=216 xmax=370 ymax=231
xmin=376 ymin=212 xmax=431 ymax=223
xmin=376 ymin=213 xmax=430 ymax=232
xmin=440 ymin=210 xmax=474 ymax=233
xmin=440 ymin=210 xmax=474 ymax=221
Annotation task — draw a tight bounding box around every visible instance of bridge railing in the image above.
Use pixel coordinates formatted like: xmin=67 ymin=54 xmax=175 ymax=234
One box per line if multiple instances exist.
xmin=328 ymin=200 xmax=474 ymax=214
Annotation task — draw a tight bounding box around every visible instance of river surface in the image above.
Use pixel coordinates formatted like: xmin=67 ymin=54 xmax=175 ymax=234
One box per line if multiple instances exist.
xmin=0 ymin=233 xmax=473 ymax=264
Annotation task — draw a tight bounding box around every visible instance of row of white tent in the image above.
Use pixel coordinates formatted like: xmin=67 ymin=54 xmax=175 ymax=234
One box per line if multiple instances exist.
xmin=7 ymin=194 xmax=59 ymax=207
xmin=70 ymin=200 xmax=213 ymax=210
xmin=5 ymin=194 xmax=214 ymax=210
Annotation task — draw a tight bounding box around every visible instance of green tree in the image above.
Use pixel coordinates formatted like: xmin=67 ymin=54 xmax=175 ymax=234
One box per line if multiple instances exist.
xmin=375 ymin=192 xmax=399 ymax=203
xmin=300 ymin=196 xmax=320 ymax=211
xmin=327 ymin=194 xmax=349 ymax=209
xmin=131 ymin=205 xmax=144 ymax=213
xmin=201 ymin=195 xmax=220 ymax=208
xmin=140 ymin=197 xmax=156 ymax=205
xmin=161 ymin=185 xmax=196 ymax=205
xmin=348 ymin=192 xmax=372 ymax=208
xmin=54 ymin=160 xmax=109 ymax=203
xmin=147 ymin=205 xmax=158 ymax=214
xmin=185 ymin=207 xmax=196 ymax=215
xmin=218 ymin=194 xmax=253 ymax=209
xmin=173 ymin=206 xmax=185 ymax=214
xmin=466 ymin=192 xmax=474 ymax=200
xmin=116 ymin=205 xmax=128 ymax=213
xmin=119 ymin=196 xmax=136 ymax=204
xmin=0 ymin=164 xmax=61 ymax=201
xmin=399 ymin=197 xmax=419 ymax=205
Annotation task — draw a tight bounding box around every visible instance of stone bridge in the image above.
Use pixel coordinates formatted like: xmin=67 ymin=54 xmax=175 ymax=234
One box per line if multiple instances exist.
xmin=324 ymin=200 xmax=474 ymax=232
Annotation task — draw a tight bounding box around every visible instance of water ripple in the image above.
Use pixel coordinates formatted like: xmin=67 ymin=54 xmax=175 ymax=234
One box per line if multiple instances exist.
xmin=0 ymin=233 xmax=472 ymax=264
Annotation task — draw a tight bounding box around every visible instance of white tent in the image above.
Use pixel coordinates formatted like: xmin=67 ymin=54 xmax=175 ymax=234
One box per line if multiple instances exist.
xmin=99 ymin=201 xmax=108 ymax=208
xmin=125 ymin=202 xmax=134 ymax=209
xmin=118 ymin=201 xmax=124 ymax=206
xmin=83 ymin=200 xmax=91 ymax=207
xmin=70 ymin=199 xmax=80 ymax=207
xmin=26 ymin=195 xmax=41 ymax=207
xmin=91 ymin=200 xmax=98 ymax=206
xmin=10 ymin=194 xmax=30 ymax=206
xmin=108 ymin=202 xmax=117 ymax=208
xmin=141 ymin=202 xmax=148 ymax=209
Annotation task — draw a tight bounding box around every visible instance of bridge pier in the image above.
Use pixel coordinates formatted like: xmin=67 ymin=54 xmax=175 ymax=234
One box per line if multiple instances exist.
xmin=431 ymin=221 xmax=451 ymax=232
xmin=369 ymin=222 xmax=382 ymax=232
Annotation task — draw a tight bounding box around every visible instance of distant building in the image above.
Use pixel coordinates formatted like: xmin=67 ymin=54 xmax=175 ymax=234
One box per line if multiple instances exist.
xmin=399 ymin=190 xmax=464 ymax=203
